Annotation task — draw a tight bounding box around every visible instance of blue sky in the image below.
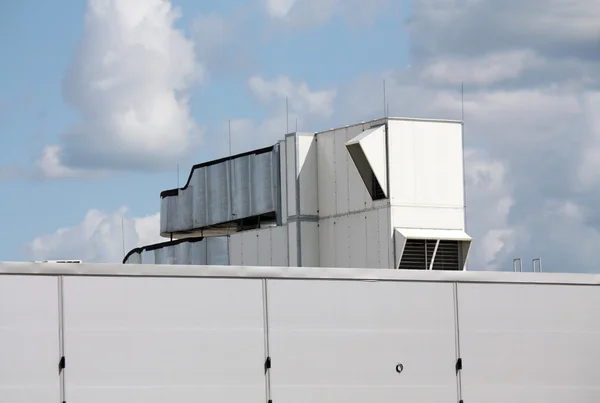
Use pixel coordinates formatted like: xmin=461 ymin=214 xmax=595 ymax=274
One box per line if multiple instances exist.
xmin=1 ymin=0 xmax=599 ymax=272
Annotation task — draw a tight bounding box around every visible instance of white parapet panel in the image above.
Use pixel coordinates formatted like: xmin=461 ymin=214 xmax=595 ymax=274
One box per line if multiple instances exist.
xmin=266 ymin=279 xmax=458 ymax=403
xmin=457 ymin=282 xmax=600 ymax=403
xmin=0 ymin=275 xmax=60 ymax=402
xmin=62 ymin=276 xmax=267 ymax=403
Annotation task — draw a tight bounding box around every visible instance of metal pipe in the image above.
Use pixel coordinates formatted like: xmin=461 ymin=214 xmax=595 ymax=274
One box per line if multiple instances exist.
xmin=513 ymin=258 xmax=522 ymax=272
xmin=532 ymin=258 xmax=543 ymax=273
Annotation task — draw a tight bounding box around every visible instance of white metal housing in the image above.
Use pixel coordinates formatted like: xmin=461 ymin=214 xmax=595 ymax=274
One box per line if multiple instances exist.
xmin=125 ymin=117 xmax=470 ymax=271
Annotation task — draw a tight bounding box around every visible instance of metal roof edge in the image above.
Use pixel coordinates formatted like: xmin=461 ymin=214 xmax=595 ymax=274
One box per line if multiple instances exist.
xmin=0 ymin=262 xmax=598 ymax=286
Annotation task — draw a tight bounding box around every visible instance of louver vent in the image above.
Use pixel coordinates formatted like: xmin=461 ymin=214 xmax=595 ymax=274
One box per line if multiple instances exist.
xmin=432 ymin=240 xmax=460 ymax=271
xmin=398 ymin=239 xmax=461 ymax=271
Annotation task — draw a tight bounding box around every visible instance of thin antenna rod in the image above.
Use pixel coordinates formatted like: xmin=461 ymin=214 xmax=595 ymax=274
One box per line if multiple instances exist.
xmin=461 ymin=82 xmax=464 ymax=122
xmin=383 ymin=79 xmax=387 ymax=117
xmin=177 ymin=164 xmax=179 ymax=188
xmin=121 ymin=216 xmax=125 ymax=257
xmin=286 ymin=96 xmax=289 ymax=133
xmin=228 ymin=119 xmax=232 ymax=158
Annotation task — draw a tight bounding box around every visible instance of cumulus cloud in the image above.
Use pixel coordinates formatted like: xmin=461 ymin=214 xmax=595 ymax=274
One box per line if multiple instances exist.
xmin=249 ymin=75 xmax=337 ymax=118
xmin=264 ymin=0 xmax=388 ymax=27
xmin=37 ymin=0 xmax=204 ymax=178
xmin=213 ymin=75 xmax=337 ymax=156
xmin=191 ymin=10 xmax=254 ymax=76
xmin=25 ymin=207 xmax=162 ymax=263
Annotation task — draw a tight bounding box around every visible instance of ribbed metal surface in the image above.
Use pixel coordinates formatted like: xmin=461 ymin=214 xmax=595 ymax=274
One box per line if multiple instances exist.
xmin=398 ymin=239 xmax=433 ymax=270
xmin=161 ymin=146 xmax=280 ymax=234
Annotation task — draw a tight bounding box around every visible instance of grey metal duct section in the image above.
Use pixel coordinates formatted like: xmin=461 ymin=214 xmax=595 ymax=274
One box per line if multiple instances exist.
xmin=123 ymin=237 xmax=229 ymax=265
xmin=160 ymin=145 xmax=281 ymax=236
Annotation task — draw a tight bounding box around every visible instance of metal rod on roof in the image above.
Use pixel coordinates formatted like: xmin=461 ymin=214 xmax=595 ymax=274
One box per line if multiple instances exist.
xmin=532 ymin=258 xmax=543 ymax=273
xmin=296 ymin=117 xmax=298 ymax=132
xmin=513 ymin=258 xmax=522 ymax=272
xmin=286 ymin=96 xmax=289 ymax=133
xmin=383 ymin=79 xmax=387 ymax=117
xmin=177 ymin=164 xmax=179 ymax=189
xmin=121 ymin=216 xmax=125 ymax=258
xmin=461 ymin=82 xmax=464 ymax=122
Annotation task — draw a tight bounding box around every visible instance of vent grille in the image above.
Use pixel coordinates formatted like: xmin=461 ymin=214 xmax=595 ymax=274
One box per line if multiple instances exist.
xmin=398 ymin=239 xmax=461 ymax=271
xmin=432 ymin=240 xmax=460 ymax=271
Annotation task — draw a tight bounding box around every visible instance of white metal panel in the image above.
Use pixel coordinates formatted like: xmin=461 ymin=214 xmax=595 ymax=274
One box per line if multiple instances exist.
xmin=270 ymin=226 xmax=288 ymax=266
xmin=257 ymin=229 xmax=272 ymax=266
xmin=242 ymin=230 xmax=259 ymax=266
xmin=365 ymin=209 xmax=381 ymax=268
xmin=348 ymin=213 xmax=367 ymax=268
xmin=334 ymin=215 xmax=350 ymax=267
xmin=396 ymin=228 xmax=471 ymax=240
xmin=391 ymin=205 xmax=464 ymax=231
xmin=63 ymin=276 xmax=266 ymax=403
xmin=388 ymin=120 xmax=464 ymax=208
xmin=267 ymin=279 xmax=458 ymax=403
xmin=287 ymin=221 xmax=298 ymax=266
xmin=0 ymin=275 xmax=60 ymax=402
xmin=229 ymin=233 xmax=243 ymax=266
xmin=378 ymin=207 xmax=391 ymax=269
xmin=297 ymin=134 xmax=318 ymax=216
xmin=279 ymin=140 xmax=288 ymax=224
xmin=286 ymin=136 xmax=297 ymax=217
xmin=316 ymin=131 xmax=336 ymax=217
xmin=300 ymin=221 xmax=319 ymax=267
xmin=346 ymin=124 xmax=370 ymax=212
xmin=458 ymin=283 xmax=600 ymax=402
xmin=413 ymin=121 xmax=463 ymax=207
xmin=318 ymin=217 xmax=335 ymax=267
xmin=333 ymin=128 xmax=350 ymax=215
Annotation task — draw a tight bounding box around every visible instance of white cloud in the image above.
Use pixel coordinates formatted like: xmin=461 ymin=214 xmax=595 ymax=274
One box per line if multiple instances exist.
xmin=264 ymin=0 xmax=388 ymax=27
xmin=266 ymin=0 xmax=296 ymax=18
xmin=38 ymin=0 xmax=204 ymax=178
xmin=421 ymin=50 xmax=544 ymax=86
xmin=25 ymin=207 xmax=162 ymax=263
xmin=249 ymin=75 xmax=336 ymax=118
